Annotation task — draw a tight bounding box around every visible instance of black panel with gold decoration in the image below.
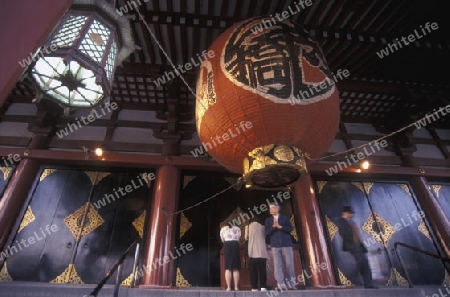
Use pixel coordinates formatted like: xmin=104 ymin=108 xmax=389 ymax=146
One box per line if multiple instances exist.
xmin=364 ymin=182 xmax=445 ymax=286
xmin=317 ymin=181 xmax=377 ymax=287
xmin=0 ymin=168 xmax=152 ymax=285
xmin=315 ymin=180 xmax=446 ymax=287
xmin=0 ymin=165 xmax=14 ymax=197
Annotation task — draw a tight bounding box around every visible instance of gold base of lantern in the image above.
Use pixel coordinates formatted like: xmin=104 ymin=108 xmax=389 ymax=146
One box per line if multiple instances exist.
xmin=243 ymin=144 xmax=309 ymax=190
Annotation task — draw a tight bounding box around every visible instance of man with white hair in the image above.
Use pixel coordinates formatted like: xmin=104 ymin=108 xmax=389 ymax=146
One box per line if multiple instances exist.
xmin=265 ymin=203 xmax=299 ymax=290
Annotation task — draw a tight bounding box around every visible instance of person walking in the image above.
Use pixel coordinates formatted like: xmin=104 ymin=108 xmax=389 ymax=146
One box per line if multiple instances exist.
xmin=220 ymin=223 xmax=241 ymax=291
xmin=265 ymin=203 xmax=298 ymax=290
xmin=245 ymin=216 xmax=268 ymax=292
xmin=336 ymin=206 xmax=377 ymax=289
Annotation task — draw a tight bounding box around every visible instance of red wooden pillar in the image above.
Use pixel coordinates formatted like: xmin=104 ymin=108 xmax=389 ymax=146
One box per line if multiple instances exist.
xmin=0 ymin=135 xmax=49 ymax=251
xmin=0 ymin=0 xmax=73 ymax=105
xmin=293 ymin=174 xmax=337 ymax=287
xmin=409 ymin=176 xmax=450 ymax=258
xmin=141 ymin=165 xmax=180 ymax=287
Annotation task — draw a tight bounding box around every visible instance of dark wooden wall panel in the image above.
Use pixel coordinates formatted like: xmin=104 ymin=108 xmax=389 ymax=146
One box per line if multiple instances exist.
xmin=1 ymin=168 xmax=151 ymax=285
xmin=316 ymin=180 xmax=446 ymax=287
xmin=5 ymin=169 xmax=92 ymax=282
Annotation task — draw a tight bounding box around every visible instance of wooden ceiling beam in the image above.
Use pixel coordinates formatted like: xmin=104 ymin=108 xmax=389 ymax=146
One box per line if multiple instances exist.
xmin=7 ymin=62 xmax=449 ymax=123
xmin=117 ymin=63 xmax=198 ymax=80
xmin=334 ymin=42 xmax=372 ymax=73
xmin=132 ymin=10 xmax=449 ymax=48
xmin=322 ymin=0 xmax=346 ymax=28
xmin=383 ymin=2 xmax=419 ymax=36
xmin=322 ymin=38 xmax=340 ymax=58
xmin=136 ymin=9 xmax=236 ymax=27
xmin=369 ymin=0 xmax=408 ymax=34
xmin=343 ymin=1 xmax=376 ymax=31
xmin=310 ymin=0 xmax=331 ymax=27
xmin=133 ymin=22 xmax=147 ymax=63
xmin=4 ymin=95 xmax=192 ymax=114
xmin=0 ymin=136 xmax=30 ymax=147
xmin=151 ymin=2 xmax=167 ymax=66
xmin=166 ymin=78 xmax=180 ymax=135
xmin=355 ymin=0 xmax=391 ymax=33
xmin=1 ymin=146 xmax=448 ymax=177
xmin=139 ymin=20 xmax=157 ymax=64
xmin=191 ymin=0 xmax=202 ymax=64
xmin=49 ymin=139 xmax=163 ymax=153
xmin=180 ymin=18 xmax=188 ymax=63
xmin=327 ymin=41 xmax=354 ymax=67
xmin=104 ymin=106 xmax=119 ymax=142
xmin=117 ymin=62 xmax=164 ymax=74
xmin=334 ymin=5 xmax=355 ymax=29
xmin=166 ymin=22 xmax=178 ymax=67
xmin=9 ymin=80 xmax=449 ymax=114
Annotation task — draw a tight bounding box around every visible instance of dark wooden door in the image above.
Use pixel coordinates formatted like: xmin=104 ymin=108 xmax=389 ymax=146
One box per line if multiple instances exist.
xmin=0 ymin=168 xmax=150 ymax=285
xmin=0 ymin=165 xmax=14 ymax=197
xmin=316 ymin=181 xmax=392 ymax=287
xmin=175 ymin=176 xmax=238 ymax=287
xmin=175 ymin=175 xmax=303 ymax=288
xmin=72 ymin=171 xmax=150 ymax=285
xmin=365 ymin=182 xmax=445 ymax=285
xmin=316 ymin=180 xmax=446 ymax=287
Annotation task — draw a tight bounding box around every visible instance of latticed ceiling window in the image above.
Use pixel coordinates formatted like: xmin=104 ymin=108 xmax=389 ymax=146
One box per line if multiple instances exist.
xmin=78 ymin=19 xmax=111 ymax=64
xmin=50 ymin=15 xmax=88 ymax=47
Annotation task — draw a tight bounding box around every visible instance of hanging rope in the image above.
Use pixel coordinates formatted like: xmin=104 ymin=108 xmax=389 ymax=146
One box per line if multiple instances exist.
xmin=161 ymin=179 xmax=244 ymax=216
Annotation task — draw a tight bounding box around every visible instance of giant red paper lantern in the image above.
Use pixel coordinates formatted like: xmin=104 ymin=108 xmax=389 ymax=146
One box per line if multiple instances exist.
xmin=196 ymin=17 xmax=340 ymax=189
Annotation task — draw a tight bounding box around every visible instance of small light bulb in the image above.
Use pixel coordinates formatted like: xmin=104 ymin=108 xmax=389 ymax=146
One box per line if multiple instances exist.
xmin=95 ymin=148 xmax=103 ymax=156
xmin=361 ymin=161 xmax=370 ymax=170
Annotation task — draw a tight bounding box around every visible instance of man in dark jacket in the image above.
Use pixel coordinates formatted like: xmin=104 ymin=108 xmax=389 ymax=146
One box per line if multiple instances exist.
xmin=265 ymin=203 xmax=296 ymax=290
xmin=336 ymin=206 xmax=377 ymax=289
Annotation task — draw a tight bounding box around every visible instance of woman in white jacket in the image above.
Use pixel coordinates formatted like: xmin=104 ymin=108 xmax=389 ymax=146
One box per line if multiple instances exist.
xmin=245 ymin=216 xmax=268 ymax=291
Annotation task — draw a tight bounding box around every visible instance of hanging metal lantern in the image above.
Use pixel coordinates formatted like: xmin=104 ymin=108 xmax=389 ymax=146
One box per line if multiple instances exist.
xmin=30 ymin=0 xmax=134 ymax=111
xmin=196 ymin=16 xmax=340 ymax=189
